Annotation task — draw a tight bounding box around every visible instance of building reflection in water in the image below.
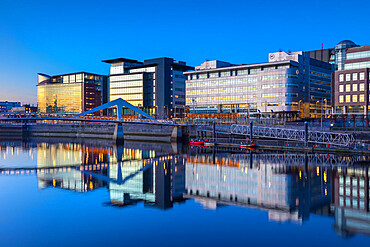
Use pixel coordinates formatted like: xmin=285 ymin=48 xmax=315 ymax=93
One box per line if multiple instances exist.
xmin=185 ymin=152 xmax=332 ymax=224
xmin=7 ymin=140 xmax=368 ymax=237
xmin=37 ymin=143 xmax=109 ymax=192
xmin=35 ymin=142 xmax=186 ymax=209
xmin=331 ymin=166 xmax=370 ymax=236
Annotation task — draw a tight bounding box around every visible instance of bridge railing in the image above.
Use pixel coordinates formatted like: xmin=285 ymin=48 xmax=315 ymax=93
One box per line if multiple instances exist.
xmin=229 ymin=124 xmax=356 ymax=147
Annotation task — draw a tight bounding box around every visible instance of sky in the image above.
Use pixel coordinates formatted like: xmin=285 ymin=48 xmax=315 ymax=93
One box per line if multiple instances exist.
xmin=0 ymin=0 xmax=369 ymax=104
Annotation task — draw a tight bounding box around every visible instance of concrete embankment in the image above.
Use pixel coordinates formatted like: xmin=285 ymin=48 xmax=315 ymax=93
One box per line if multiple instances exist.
xmin=0 ymin=123 xmax=187 ymax=143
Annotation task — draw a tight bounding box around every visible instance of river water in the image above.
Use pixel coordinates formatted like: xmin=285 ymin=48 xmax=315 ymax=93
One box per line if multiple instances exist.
xmin=0 ymin=138 xmax=369 ymax=247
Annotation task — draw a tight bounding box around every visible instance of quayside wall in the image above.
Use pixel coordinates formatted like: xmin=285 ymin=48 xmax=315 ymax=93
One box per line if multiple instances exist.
xmin=0 ymin=123 xmax=187 ymax=143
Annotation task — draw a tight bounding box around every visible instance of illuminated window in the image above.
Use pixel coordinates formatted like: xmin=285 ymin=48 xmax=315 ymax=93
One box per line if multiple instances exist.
xmin=346 ymin=84 xmax=351 ymax=92
xmin=359 ymin=83 xmax=365 ymax=91
xmin=346 ymin=74 xmax=351 ymax=81
xmin=339 ymin=74 xmax=344 ymax=82
xmin=352 ymin=84 xmax=358 ymax=91
xmin=346 ymin=95 xmax=351 ymax=102
xmin=339 ymin=85 xmax=344 ymax=92
xmin=352 ymin=95 xmax=358 ymax=102
xmin=360 ymin=94 xmax=365 ymax=102
xmin=353 ymin=73 xmax=358 ymax=80
xmin=360 ymin=72 xmax=365 ymax=80
xmin=339 ymin=95 xmax=344 ymax=103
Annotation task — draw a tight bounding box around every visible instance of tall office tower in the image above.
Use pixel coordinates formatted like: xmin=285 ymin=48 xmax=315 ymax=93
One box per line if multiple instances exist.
xmin=103 ymin=57 xmax=193 ymax=119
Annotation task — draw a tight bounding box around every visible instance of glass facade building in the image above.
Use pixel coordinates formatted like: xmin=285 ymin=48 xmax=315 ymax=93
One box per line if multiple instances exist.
xmin=185 ymin=51 xmax=333 ymax=119
xmin=37 ymin=72 xmax=107 ymax=114
xmin=103 ymin=57 xmax=193 ymax=119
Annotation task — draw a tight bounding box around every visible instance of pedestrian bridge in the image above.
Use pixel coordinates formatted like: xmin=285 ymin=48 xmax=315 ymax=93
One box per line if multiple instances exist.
xmin=229 ymin=124 xmax=356 ymax=147
xmin=198 ymin=123 xmax=356 ymax=147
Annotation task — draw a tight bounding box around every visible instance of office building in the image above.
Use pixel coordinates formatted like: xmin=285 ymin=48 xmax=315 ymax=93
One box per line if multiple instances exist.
xmin=37 ymin=72 xmax=107 ymax=114
xmin=185 ymin=51 xmax=333 ymax=119
xmin=332 ymin=45 xmax=370 ymax=117
xmin=103 ymin=57 xmax=193 ymax=119
xmin=8 ymin=104 xmax=37 ymax=113
xmin=308 ymin=40 xmax=358 ymax=70
xmin=0 ymin=101 xmax=21 ymax=112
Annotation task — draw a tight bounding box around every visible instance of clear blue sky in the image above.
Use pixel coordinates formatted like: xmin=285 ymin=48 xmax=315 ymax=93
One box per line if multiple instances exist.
xmin=0 ymin=0 xmax=369 ymax=104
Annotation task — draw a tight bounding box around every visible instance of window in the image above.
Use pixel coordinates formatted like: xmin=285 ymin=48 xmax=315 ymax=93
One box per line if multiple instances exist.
xmin=339 ymin=74 xmax=344 ymax=82
xmin=360 ymin=94 xmax=365 ymax=102
xmin=360 ymin=72 xmax=365 ymax=80
xmin=339 ymin=85 xmax=344 ymax=92
xmin=360 ymin=83 xmax=365 ymax=91
xmin=346 ymin=84 xmax=351 ymax=92
xmin=353 ymin=95 xmax=358 ymax=102
xmin=353 ymin=73 xmax=358 ymax=80
xmin=220 ymin=71 xmax=231 ymax=77
xmin=339 ymin=95 xmax=344 ymax=103
xmin=69 ymin=74 xmax=76 ymax=83
xmin=346 ymin=95 xmax=351 ymax=102
xmin=352 ymin=84 xmax=358 ymax=91
xmin=346 ymin=74 xmax=351 ymax=81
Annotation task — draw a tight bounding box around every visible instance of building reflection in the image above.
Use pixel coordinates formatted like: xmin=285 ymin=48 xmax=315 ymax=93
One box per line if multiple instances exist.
xmin=37 ymin=143 xmax=109 ymax=192
xmin=185 ymin=152 xmax=331 ymax=223
xmin=108 ymin=155 xmax=186 ymax=209
xmin=3 ymin=139 xmax=369 ymax=237
xmin=35 ymin=142 xmax=186 ymax=209
xmin=331 ymin=166 xmax=370 ymax=236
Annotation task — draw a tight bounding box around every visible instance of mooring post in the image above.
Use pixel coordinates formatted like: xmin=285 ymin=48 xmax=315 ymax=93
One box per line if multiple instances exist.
xmin=305 ymin=121 xmax=308 ymax=147
xmin=113 ymin=123 xmax=124 ymax=145
xmin=213 ymin=121 xmax=216 ymax=141
xmin=250 ymin=121 xmax=253 ymax=143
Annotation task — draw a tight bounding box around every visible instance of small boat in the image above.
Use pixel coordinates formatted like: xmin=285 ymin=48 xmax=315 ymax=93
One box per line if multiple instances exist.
xmin=190 ymin=140 xmax=205 ymax=146
xmin=240 ymin=144 xmax=256 ymax=149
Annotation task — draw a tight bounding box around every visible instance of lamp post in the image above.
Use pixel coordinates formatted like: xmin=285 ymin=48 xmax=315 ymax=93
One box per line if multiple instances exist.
xmin=298 ymin=100 xmax=302 ymax=119
xmin=321 ymin=99 xmax=323 ymax=130
xmin=324 ymin=98 xmax=327 ymax=119
xmin=316 ymin=101 xmax=320 ymax=119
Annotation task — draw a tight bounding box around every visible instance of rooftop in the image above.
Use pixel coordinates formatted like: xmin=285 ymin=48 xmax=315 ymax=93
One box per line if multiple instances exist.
xmin=101 ymin=58 xmax=142 ymax=64
xmin=184 ymin=60 xmax=296 ymax=74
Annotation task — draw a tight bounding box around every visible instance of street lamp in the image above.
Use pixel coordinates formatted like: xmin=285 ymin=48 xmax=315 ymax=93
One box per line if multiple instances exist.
xmin=298 ymin=100 xmax=302 ymax=119
xmin=316 ymin=100 xmax=320 ymax=118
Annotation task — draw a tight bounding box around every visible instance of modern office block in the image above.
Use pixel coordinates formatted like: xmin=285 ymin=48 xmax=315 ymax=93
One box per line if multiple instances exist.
xmin=332 ymin=45 xmax=370 ymax=116
xmin=103 ymin=57 xmax=193 ymax=119
xmin=37 ymin=72 xmax=107 ymax=114
xmin=0 ymin=101 xmax=21 ymax=112
xmin=185 ymin=51 xmax=333 ymax=119
xmin=308 ymin=40 xmax=358 ymax=71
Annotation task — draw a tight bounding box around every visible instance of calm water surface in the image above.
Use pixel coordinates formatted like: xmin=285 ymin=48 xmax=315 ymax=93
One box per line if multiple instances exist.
xmin=0 ymin=139 xmax=369 ymax=247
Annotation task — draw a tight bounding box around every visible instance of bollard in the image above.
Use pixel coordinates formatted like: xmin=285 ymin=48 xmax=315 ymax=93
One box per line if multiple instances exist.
xmin=250 ymin=121 xmax=253 ymax=143
xmin=213 ymin=121 xmax=216 ymax=141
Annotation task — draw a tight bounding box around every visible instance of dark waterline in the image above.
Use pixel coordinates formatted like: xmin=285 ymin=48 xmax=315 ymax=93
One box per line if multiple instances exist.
xmin=0 ymin=139 xmax=369 ymax=247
